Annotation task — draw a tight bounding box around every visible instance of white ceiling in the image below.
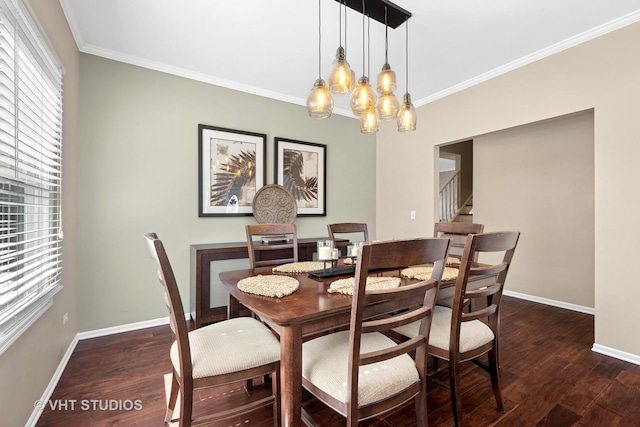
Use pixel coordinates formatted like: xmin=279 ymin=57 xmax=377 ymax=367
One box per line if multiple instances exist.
xmin=59 ymin=0 xmax=640 ymax=117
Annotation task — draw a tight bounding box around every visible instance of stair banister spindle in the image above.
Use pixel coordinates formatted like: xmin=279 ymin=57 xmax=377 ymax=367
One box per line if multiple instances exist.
xmin=439 ymin=170 xmax=464 ymax=222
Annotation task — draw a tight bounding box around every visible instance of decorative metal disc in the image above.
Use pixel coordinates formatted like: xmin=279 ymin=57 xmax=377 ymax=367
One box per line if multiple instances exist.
xmin=252 ymin=184 xmax=297 ymax=224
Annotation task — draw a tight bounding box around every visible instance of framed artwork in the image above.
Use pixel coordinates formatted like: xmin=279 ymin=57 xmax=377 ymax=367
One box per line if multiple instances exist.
xmin=198 ymin=124 xmax=266 ymax=216
xmin=274 ymin=137 xmax=326 ymax=216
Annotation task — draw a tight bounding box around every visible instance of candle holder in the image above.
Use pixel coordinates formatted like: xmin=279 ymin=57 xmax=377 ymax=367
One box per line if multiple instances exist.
xmin=316 ymin=240 xmax=340 ymax=276
xmin=347 ymin=243 xmax=359 ymax=258
xmin=317 ymin=240 xmax=333 ymax=261
xmin=316 ymin=240 xmax=333 ymax=272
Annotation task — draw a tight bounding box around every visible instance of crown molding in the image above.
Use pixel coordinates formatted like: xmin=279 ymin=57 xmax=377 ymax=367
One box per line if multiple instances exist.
xmin=415 ymin=9 xmax=640 ymax=107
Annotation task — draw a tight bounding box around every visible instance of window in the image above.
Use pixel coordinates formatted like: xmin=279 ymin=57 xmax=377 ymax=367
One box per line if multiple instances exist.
xmin=0 ymin=0 xmax=63 ymax=354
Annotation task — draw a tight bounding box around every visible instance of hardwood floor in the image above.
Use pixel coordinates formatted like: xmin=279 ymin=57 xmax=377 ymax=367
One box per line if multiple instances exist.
xmin=36 ymin=296 xmax=640 ymax=426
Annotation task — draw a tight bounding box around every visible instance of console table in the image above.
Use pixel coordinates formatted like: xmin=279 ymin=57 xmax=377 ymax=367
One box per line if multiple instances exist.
xmin=190 ymin=237 xmax=349 ymax=328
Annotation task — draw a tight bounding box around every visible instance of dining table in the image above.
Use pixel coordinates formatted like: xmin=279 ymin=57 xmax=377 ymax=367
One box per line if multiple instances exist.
xmin=219 ymin=261 xmax=489 ymax=426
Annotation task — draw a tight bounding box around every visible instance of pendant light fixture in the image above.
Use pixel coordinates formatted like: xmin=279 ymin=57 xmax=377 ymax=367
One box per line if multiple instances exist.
xmin=307 ymin=0 xmax=334 ymax=119
xmin=376 ymin=7 xmax=399 ymax=121
xmin=307 ymin=0 xmax=412 ymax=132
xmin=397 ymin=18 xmax=417 ymax=132
xmin=350 ymin=0 xmax=376 ymax=116
xmin=328 ymin=0 xmax=353 ymax=94
xmin=360 ymin=15 xmax=379 ymax=133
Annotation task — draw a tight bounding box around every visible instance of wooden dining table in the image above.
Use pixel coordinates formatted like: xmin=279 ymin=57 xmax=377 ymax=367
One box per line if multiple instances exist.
xmin=219 ymin=262 xmax=468 ymax=426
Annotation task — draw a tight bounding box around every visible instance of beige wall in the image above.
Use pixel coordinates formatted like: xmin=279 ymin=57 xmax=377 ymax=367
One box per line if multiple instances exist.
xmin=0 ymin=1 xmax=80 ymax=426
xmin=377 ymin=21 xmax=640 ymax=357
xmin=77 ymin=54 xmax=375 ymax=331
xmin=474 ymin=111 xmax=594 ymax=307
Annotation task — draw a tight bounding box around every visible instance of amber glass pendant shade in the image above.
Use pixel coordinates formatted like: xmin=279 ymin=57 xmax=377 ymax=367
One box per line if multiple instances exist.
xmin=377 ymin=63 xmax=397 ymax=94
xmin=397 ymin=93 xmax=417 ymax=132
xmin=376 ymin=91 xmax=399 ymax=121
xmin=360 ymin=106 xmax=379 ymax=133
xmin=307 ymin=78 xmax=334 ymax=119
xmin=350 ymin=76 xmax=377 ymax=116
xmin=328 ymin=47 xmax=353 ymax=94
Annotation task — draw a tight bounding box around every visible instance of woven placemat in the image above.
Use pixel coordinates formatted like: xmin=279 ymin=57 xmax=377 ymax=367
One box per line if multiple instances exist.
xmin=272 ymin=261 xmax=327 ymax=274
xmin=237 ymin=275 xmax=299 ymax=298
xmin=446 ymin=256 xmax=461 ymax=266
xmin=328 ymin=276 xmax=401 ymax=295
xmin=401 ymin=266 xmax=460 ymax=281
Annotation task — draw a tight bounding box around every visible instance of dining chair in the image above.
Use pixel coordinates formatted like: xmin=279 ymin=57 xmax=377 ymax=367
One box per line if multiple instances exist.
xmin=327 ymin=222 xmax=369 ymax=244
xmin=246 ymin=223 xmax=298 ymax=268
xmin=394 ymin=231 xmax=520 ymax=427
xmin=300 ymin=237 xmax=451 ymax=426
xmin=433 ymin=222 xmax=484 ymax=308
xmin=433 ymin=222 xmax=484 ymax=265
xmin=143 ymin=232 xmax=281 ymax=427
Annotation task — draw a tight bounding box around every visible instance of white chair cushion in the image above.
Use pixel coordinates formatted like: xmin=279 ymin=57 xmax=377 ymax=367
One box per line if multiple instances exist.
xmin=302 ymin=330 xmax=419 ymax=406
xmin=393 ymin=306 xmax=495 ymax=354
xmin=170 ymin=317 xmax=280 ymax=379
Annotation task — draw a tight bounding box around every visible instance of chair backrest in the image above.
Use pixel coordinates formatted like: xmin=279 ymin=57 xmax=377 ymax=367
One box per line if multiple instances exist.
xmin=327 ymin=222 xmax=369 ymax=245
xmin=245 ymin=223 xmax=298 ymax=268
xmin=143 ymin=232 xmax=193 ymax=382
xmin=433 ymin=222 xmax=484 ymax=262
xmin=347 ymin=237 xmax=451 ymax=418
xmin=451 ymin=231 xmax=520 ymax=356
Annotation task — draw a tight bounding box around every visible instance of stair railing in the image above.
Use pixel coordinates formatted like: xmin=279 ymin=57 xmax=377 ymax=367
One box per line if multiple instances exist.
xmin=439 ymin=172 xmax=460 ymax=222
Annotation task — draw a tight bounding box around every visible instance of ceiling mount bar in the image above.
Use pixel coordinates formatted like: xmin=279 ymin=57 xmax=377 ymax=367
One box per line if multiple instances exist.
xmin=335 ymin=0 xmax=411 ymax=29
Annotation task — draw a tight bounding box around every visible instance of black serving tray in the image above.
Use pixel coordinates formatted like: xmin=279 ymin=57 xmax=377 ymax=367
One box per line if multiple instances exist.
xmin=308 ymin=265 xmax=356 ymax=278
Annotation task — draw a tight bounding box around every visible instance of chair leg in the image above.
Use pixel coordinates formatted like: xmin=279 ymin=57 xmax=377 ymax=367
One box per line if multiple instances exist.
xmin=415 ymin=391 xmax=428 ymax=427
xmin=179 ymin=378 xmax=193 ymax=427
xmin=346 ymin=415 xmax=358 ymax=427
xmin=488 ymin=347 xmax=504 ymax=413
xmin=449 ymin=361 xmax=463 ymax=427
xmin=272 ymin=369 xmax=281 ymax=427
xmin=165 ymin=371 xmax=179 ymax=424
xmin=432 ymin=356 xmax=440 ymax=372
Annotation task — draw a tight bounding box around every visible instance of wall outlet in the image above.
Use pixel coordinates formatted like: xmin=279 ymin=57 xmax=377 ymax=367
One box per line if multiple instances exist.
xmin=63 ymin=312 xmax=68 ymax=325
xmin=410 ymin=210 xmax=416 ymax=220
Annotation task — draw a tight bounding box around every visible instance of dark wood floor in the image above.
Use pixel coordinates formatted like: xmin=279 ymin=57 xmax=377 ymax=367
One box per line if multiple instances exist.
xmin=36 ymin=296 xmax=640 ymax=426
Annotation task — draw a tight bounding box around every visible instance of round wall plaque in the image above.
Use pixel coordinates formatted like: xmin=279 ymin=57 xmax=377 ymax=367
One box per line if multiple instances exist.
xmin=252 ymin=184 xmax=297 ymax=224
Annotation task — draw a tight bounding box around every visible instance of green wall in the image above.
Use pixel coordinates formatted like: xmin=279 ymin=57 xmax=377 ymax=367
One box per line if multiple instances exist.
xmin=78 ymin=54 xmax=376 ymax=331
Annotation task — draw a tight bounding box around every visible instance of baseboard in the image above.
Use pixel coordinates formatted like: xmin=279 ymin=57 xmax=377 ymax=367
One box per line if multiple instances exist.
xmin=592 ymin=344 xmax=640 ymax=366
xmin=27 ymin=315 xmax=183 ymax=425
xmin=505 ymin=291 xmax=640 ymax=365
xmin=503 ymin=290 xmax=595 ymax=315
xmin=76 ymin=313 xmax=190 ymax=340
xmin=25 ymin=334 xmax=79 ymax=427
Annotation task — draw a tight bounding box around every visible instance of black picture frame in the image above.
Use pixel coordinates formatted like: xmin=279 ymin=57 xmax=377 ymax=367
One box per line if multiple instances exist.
xmin=274 ymin=137 xmax=326 ymax=216
xmin=198 ymin=124 xmax=266 ymax=216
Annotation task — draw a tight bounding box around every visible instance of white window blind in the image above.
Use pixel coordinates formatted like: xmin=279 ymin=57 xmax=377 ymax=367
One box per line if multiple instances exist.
xmin=0 ymin=0 xmax=63 ymax=355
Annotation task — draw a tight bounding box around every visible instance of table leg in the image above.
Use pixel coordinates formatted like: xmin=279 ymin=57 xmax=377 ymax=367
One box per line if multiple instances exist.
xmin=227 ymin=294 xmax=240 ymax=319
xmin=280 ymin=324 xmax=303 ymax=427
